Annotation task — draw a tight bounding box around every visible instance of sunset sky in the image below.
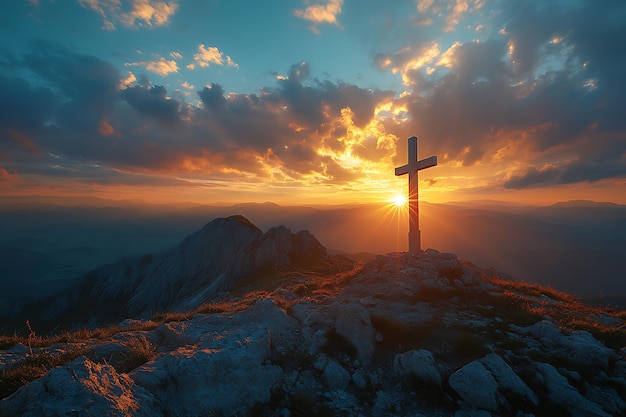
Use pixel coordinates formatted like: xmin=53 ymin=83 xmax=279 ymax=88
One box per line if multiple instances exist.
xmin=1 ymin=0 xmax=625 ymax=205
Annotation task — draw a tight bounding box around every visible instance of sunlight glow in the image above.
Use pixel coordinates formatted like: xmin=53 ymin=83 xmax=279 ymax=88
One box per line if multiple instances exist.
xmin=392 ymin=193 xmax=407 ymax=207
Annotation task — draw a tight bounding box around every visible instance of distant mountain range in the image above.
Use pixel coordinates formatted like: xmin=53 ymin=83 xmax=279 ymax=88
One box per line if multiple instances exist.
xmin=0 ymin=197 xmax=624 ymax=305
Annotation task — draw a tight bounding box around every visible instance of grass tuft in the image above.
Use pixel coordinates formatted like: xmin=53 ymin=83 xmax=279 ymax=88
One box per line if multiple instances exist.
xmin=0 ymin=346 xmax=90 ymax=399
xmin=113 ymin=335 xmax=156 ymax=374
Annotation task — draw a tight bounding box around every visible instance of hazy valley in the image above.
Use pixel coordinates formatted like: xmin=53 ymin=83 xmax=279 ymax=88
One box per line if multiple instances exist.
xmin=1 ymin=197 xmax=625 ymax=312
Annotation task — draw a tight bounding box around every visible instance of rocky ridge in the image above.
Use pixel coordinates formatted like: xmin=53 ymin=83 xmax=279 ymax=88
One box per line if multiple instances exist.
xmin=2 ymin=247 xmax=625 ymax=417
xmin=4 ymin=215 xmax=334 ymax=331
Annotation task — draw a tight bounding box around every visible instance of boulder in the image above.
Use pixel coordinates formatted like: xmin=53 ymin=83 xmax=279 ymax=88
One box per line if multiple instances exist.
xmin=0 ymin=356 xmax=157 ymax=417
xmin=448 ymin=361 xmax=500 ymax=411
xmin=512 ymin=320 xmax=614 ymax=369
xmin=132 ymin=324 xmax=282 ymax=417
xmin=335 ymin=304 xmax=377 ymax=363
xmin=585 ymin=384 xmax=626 ymax=416
xmin=323 ymin=359 xmax=351 ymax=391
xmin=479 ymin=353 xmax=538 ymax=405
xmin=393 ymin=349 xmax=442 ymax=386
xmin=535 ymin=362 xmax=611 ymax=417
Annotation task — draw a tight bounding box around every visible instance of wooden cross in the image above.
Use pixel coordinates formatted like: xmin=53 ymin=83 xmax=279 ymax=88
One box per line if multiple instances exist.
xmin=395 ymin=136 xmax=437 ymax=253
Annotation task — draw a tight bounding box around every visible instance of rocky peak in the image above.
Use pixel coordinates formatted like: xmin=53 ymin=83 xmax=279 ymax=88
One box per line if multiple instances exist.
xmin=2 ymin=231 xmax=625 ymax=417
xmin=0 ymin=249 xmax=626 ymax=417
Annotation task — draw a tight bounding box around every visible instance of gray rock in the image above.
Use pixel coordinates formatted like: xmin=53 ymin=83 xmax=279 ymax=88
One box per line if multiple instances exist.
xmin=0 ymin=356 xmax=158 ymax=417
xmin=313 ymin=353 xmax=329 ymax=370
xmin=393 ymin=349 xmax=442 ymax=386
xmin=324 ymin=359 xmax=351 ymax=391
xmin=448 ymin=361 xmax=500 ymax=411
xmin=535 ymin=362 xmax=611 ymax=417
xmin=335 ymin=304 xmax=377 ymax=363
xmin=479 ymin=353 xmax=538 ymax=405
xmin=352 ymin=369 xmax=369 ymax=389
xmin=512 ymin=320 xmax=613 ymax=369
xmin=132 ymin=316 xmax=283 ymax=416
xmin=585 ymin=383 xmax=626 ymax=415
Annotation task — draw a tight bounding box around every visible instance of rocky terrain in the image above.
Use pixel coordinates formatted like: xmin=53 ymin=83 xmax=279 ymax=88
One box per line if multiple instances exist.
xmin=1 ymin=217 xmax=625 ymax=416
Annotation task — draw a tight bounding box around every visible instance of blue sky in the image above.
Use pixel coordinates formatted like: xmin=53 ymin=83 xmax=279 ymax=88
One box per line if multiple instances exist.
xmin=1 ymin=0 xmax=625 ymax=205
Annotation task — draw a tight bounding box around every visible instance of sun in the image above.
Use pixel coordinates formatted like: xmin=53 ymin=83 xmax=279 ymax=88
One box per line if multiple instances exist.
xmin=391 ymin=193 xmax=407 ymax=207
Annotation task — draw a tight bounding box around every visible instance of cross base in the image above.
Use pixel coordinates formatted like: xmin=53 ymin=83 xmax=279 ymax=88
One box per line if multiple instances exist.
xmin=409 ymin=229 xmax=421 ymax=254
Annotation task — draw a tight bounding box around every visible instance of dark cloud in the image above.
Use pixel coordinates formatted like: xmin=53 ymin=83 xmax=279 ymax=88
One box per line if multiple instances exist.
xmin=198 ymin=83 xmax=227 ymax=111
xmin=381 ymin=0 xmax=626 ymax=178
xmin=0 ymin=75 xmax=56 ymax=133
xmin=20 ymin=40 xmax=120 ymax=129
xmin=121 ymin=85 xmax=182 ymax=127
xmin=504 ymin=137 xmax=626 ymax=189
xmin=504 ymin=158 xmax=626 ymax=190
xmin=404 ymin=39 xmax=516 ymax=165
xmin=503 ymin=166 xmax=560 ymax=189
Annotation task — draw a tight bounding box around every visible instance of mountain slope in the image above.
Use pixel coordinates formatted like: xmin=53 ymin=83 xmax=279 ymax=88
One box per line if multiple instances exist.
xmin=1 ymin=249 xmax=624 ymax=416
xmin=4 ymin=215 xmax=338 ymax=332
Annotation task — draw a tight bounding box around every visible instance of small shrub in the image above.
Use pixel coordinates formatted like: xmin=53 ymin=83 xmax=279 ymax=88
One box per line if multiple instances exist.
xmin=113 ymin=336 xmax=155 ymax=374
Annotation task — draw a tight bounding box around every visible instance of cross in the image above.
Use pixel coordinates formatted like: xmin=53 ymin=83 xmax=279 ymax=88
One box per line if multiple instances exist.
xmin=395 ymin=136 xmax=437 ymax=253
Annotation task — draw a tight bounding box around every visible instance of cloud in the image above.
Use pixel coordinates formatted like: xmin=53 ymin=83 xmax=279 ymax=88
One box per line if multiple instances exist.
xmin=0 ymin=165 xmax=19 ymax=186
xmin=121 ymin=84 xmax=182 ymax=127
xmin=79 ymin=0 xmax=178 ymax=29
xmin=169 ymin=51 xmax=182 ymax=59
xmin=294 ymin=0 xmax=343 ymax=33
xmin=0 ymin=74 xmax=56 ymax=133
xmin=126 ymin=56 xmax=179 ymax=76
xmin=190 ymin=44 xmax=238 ymax=69
xmin=3 ymin=40 xmax=120 ymax=133
xmin=120 ymin=71 xmax=137 ymax=88
xmin=504 ymin=159 xmax=626 ymax=189
xmin=4 ymin=0 xmax=626 ymax=198
xmin=375 ymin=42 xmax=441 ymax=86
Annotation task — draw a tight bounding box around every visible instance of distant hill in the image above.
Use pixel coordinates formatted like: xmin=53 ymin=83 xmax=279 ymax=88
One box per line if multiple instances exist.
xmin=1 ymin=198 xmax=625 ymax=298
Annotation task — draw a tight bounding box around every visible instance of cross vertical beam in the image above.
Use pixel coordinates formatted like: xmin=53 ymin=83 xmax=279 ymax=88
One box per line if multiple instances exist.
xmin=394 ymin=136 xmax=437 ymax=254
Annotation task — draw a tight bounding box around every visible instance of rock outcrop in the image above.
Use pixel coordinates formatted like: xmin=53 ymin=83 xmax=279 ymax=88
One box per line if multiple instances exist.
xmin=1 ymin=226 xmax=625 ymax=417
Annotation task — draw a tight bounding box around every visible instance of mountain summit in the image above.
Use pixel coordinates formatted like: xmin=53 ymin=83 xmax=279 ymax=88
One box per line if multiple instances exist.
xmin=5 ymin=215 xmax=337 ymax=331
xmin=1 ymin=217 xmax=625 ymax=416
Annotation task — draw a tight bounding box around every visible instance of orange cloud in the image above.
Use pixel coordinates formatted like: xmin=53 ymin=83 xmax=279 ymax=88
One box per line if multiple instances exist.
xmin=98 ymin=117 xmax=121 ymax=137
xmin=126 ymin=56 xmax=179 ymax=76
xmin=79 ymin=0 xmax=178 ymax=29
xmin=294 ymin=0 xmax=343 ymax=33
xmin=9 ymin=130 xmax=43 ymax=154
xmin=0 ymin=166 xmax=19 ymax=185
xmin=191 ymin=44 xmax=238 ymax=69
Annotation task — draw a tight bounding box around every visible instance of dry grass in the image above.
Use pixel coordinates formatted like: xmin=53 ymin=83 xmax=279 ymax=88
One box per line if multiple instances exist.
xmin=484 ymin=274 xmax=626 ymax=349
xmin=0 ymin=321 xmax=160 ymax=350
xmin=112 ymin=335 xmax=156 ymax=374
xmin=0 ymin=345 xmax=91 ymax=399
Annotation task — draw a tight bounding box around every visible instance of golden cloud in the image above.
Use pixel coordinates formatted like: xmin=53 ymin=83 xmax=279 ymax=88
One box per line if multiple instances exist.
xmin=79 ymin=0 xmax=178 ymax=29
xmin=191 ymin=44 xmax=239 ymax=69
xmin=294 ymin=0 xmax=343 ymax=32
xmin=126 ymin=57 xmax=179 ymax=76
